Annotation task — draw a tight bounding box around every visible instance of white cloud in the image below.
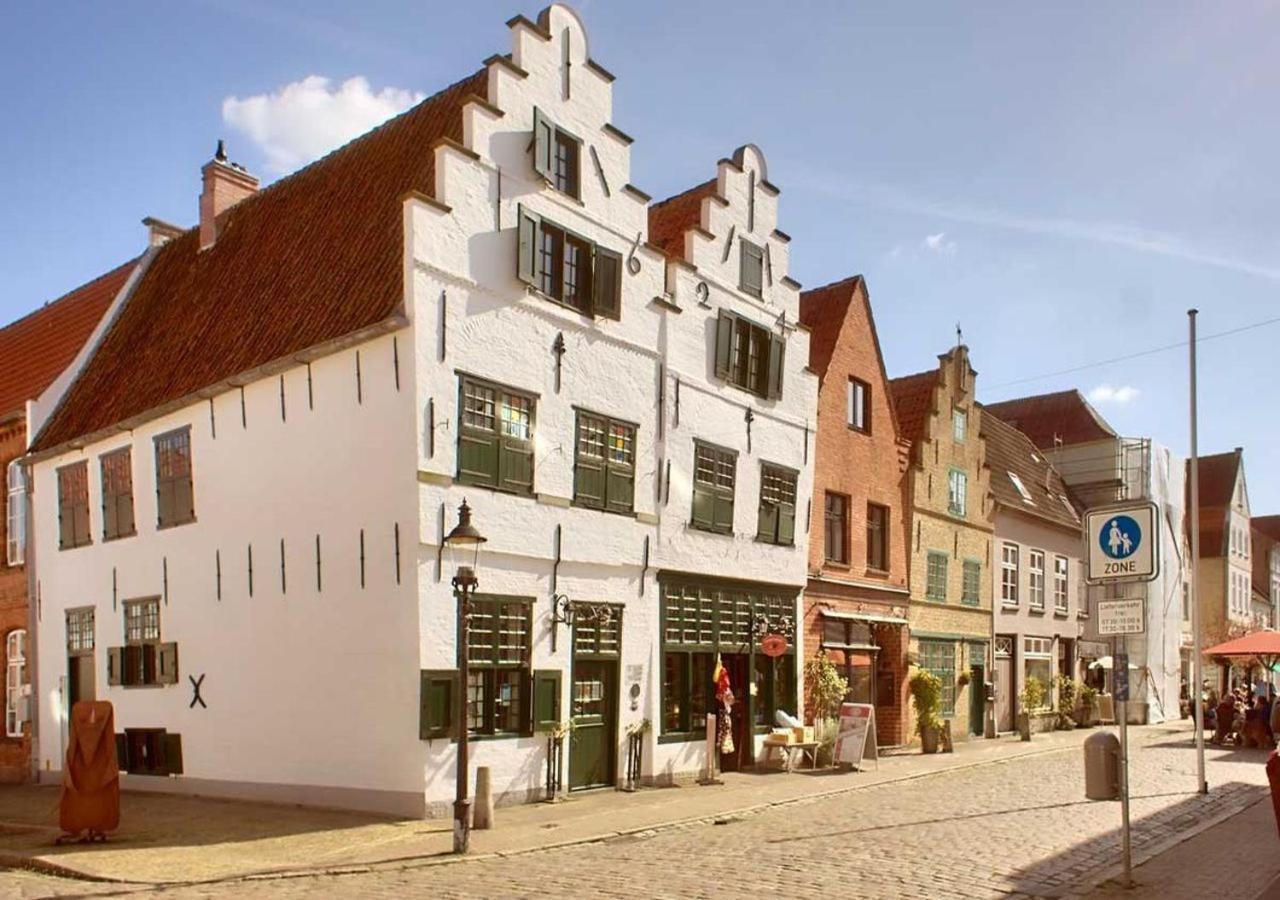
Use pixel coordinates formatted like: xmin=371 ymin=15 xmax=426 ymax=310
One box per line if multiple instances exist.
xmin=1088 ymin=384 xmax=1140 ymax=405
xmin=222 ymin=76 xmax=424 ymax=174
xmin=922 ymin=232 xmax=957 ymax=255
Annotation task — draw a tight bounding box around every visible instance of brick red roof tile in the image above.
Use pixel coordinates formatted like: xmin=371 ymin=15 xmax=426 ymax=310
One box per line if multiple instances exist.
xmin=31 ymin=68 xmax=487 ymax=453
xmin=1253 ymin=516 xmax=1280 ymax=543
xmin=980 ymin=406 xmax=1080 ymax=531
xmin=798 ymin=275 xmax=860 ymax=379
xmin=647 ymin=179 xmax=715 ymax=260
xmin=0 ymin=261 xmax=135 ymax=419
xmin=888 ymin=370 xmax=939 ymax=444
xmin=983 ymin=389 xmax=1116 ymax=449
xmin=1188 ymin=450 xmax=1241 ymax=557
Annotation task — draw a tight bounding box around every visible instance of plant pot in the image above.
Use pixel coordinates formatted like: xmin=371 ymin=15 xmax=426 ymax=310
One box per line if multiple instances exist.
xmin=921 ymin=725 xmax=940 ymax=754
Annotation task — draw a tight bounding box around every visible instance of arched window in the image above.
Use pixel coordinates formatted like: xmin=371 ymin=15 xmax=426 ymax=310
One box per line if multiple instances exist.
xmin=5 ymin=629 xmax=28 ymax=738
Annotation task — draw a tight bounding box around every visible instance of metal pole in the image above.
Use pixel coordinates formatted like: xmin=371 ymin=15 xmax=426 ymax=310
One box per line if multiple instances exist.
xmin=1118 ymin=634 xmax=1132 ymax=888
xmin=1189 ymin=309 xmax=1208 ymax=795
xmin=454 ymin=581 xmax=472 ymax=853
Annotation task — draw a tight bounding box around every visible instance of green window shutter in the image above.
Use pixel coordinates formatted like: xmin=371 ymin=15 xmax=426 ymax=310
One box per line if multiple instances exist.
xmin=766 ymin=335 xmax=785 ymax=400
xmin=714 ymin=311 xmax=734 ymax=379
xmin=740 ymin=240 xmax=763 ymax=296
xmin=499 ymin=437 xmax=535 ymax=495
xmin=157 ymin=642 xmax=179 ymax=685
xmin=712 ymin=492 xmax=735 ymax=534
xmin=574 ymin=452 xmax=605 ymax=508
xmin=532 ymin=669 xmax=562 ymax=732
xmin=178 ymin=475 xmax=194 ymax=523
xmin=458 ymin=428 xmax=499 ymax=488
xmin=114 ymin=733 xmax=129 ymax=771
xmin=107 ymin=646 xmax=123 ymax=686
xmin=691 ymin=486 xmax=715 ymax=530
xmin=532 ymin=107 xmax=553 ymax=179
xmin=420 ymin=670 xmax=459 ymax=740
xmin=757 ymin=501 xmax=778 ymax=542
xmin=606 ymin=465 xmax=634 ymax=513
xmin=517 ymin=205 xmax=541 ymax=287
xmin=122 ymin=494 xmax=136 ymax=537
xmin=592 ymin=247 xmax=623 ymax=320
xmin=778 ymin=502 xmax=796 ymax=546
xmin=161 ymin=733 xmax=184 ymax=775
xmin=58 ymin=505 xmax=71 ymax=549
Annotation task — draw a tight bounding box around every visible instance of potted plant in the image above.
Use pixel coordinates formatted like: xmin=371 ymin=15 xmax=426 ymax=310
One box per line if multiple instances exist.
xmin=1054 ymin=675 xmax=1077 ymax=730
xmin=1075 ymin=682 xmax=1099 ymax=727
xmin=1017 ymin=676 xmax=1048 ymax=741
xmin=804 ymin=652 xmax=849 ymax=767
xmin=909 ymin=670 xmax=943 ymax=753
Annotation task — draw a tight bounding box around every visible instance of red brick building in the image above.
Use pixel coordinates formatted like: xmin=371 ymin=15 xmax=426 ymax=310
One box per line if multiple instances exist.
xmin=0 ymin=261 xmax=132 ymax=781
xmin=799 ymin=276 xmax=911 ymax=745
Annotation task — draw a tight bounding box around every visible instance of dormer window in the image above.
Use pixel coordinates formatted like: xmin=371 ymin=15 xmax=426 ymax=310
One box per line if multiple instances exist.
xmin=1007 ymin=471 xmax=1034 ymax=504
xmin=532 ymin=108 xmax=580 ymax=199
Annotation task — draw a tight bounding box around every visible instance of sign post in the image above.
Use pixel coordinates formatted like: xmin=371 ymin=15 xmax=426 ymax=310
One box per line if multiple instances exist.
xmin=1085 ymin=501 xmax=1158 ymax=891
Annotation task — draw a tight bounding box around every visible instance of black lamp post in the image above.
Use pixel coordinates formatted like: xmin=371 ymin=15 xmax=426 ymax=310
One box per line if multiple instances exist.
xmin=443 ymin=498 xmax=486 ymax=854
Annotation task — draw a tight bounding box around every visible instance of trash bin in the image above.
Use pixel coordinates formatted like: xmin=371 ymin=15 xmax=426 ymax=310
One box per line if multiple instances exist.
xmin=1084 ymin=731 xmax=1120 ymax=800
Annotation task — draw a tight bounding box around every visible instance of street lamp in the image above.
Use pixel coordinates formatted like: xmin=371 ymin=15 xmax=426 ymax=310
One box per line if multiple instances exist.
xmin=443 ymin=498 xmax=486 ymax=853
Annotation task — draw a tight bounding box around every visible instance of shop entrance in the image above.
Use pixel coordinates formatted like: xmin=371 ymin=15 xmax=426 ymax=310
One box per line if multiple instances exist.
xmin=718 ymin=653 xmax=750 ymax=772
xmin=569 ymin=659 xmax=616 ymax=790
xmin=995 ymin=636 xmax=1015 ymax=733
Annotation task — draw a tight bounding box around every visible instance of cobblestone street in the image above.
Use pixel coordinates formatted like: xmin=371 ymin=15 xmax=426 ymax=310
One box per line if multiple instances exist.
xmin=2 ymin=723 xmax=1276 ymax=899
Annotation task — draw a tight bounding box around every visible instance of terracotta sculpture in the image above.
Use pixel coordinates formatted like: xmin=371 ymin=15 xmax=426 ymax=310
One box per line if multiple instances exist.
xmin=57 ymin=701 xmax=120 ymax=843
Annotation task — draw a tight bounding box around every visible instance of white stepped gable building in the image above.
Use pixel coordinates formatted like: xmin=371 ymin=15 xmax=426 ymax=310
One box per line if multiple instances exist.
xmin=24 ymin=4 xmax=816 ymax=816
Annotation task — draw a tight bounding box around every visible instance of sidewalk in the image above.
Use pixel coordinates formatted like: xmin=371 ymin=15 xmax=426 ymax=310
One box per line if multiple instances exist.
xmin=0 ymin=726 xmax=1096 ymax=885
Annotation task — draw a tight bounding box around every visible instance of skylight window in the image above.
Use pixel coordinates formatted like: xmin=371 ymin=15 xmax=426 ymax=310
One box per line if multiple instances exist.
xmin=1007 ymin=471 xmax=1034 ymax=504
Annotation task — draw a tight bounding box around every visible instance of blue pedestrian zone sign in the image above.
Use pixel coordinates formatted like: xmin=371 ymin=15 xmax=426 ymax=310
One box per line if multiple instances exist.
xmin=1084 ymin=503 xmax=1159 ymax=583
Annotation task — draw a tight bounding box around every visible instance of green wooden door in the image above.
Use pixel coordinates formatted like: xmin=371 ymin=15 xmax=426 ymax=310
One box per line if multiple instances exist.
xmin=969 ymin=662 xmax=985 ymax=735
xmin=569 ymin=659 xmax=616 ymax=790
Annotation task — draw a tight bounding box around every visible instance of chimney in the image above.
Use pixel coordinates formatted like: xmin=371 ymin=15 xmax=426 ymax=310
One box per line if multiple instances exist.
xmin=199 ymin=140 xmax=258 ymax=250
xmin=142 ymin=216 xmax=184 ymax=248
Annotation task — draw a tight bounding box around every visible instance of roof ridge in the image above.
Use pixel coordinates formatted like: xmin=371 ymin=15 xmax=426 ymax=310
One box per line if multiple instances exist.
xmin=649 ymin=178 xmax=716 ymax=210
xmin=801 ymin=274 xmax=864 ymax=296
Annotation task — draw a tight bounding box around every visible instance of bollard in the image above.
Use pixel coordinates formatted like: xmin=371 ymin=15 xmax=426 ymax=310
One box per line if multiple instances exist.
xmin=1084 ymin=731 xmax=1120 ymax=800
xmin=1267 ymin=751 xmax=1280 ymax=839
xmin=473 ymin=766 xmax=494 ymax=830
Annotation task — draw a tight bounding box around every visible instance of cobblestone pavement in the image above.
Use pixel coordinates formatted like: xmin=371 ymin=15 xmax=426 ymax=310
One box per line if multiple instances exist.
xmin=1 ymin=724 xmax=1271 ymax=899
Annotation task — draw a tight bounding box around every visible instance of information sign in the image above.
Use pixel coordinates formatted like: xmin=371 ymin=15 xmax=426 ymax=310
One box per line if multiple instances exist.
xmin=833 ymin=703 xmax=878 ymax=770
xmin=1084 ymin=502 xmax=1159 ymax=584
xmin=1097 ymin=598 xmax=1146 ymax=636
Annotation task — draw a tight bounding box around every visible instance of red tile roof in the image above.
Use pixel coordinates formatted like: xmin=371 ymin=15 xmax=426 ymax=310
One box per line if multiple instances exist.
xmin=0 ymin=261 xmax=135 ymax=419
xmin=1188 ymin=450 xmax=1241 ymax=557
xmin=888 ymin=370 xmax=939 ymax=444
xmin=31 ymin=68 xmax=487 ymax=453
xmin=983 ymin=390 xmax=1116 ymax=449
xmin=980 ymin=406 xmax=1080 ymax=531
xmin=647 ymin=179 xmax=715 ymax=260
xmin=1253 ymin=516 xmax=1280 ymax=543
xmin=798 ymin=275 xmax=860 ymax=379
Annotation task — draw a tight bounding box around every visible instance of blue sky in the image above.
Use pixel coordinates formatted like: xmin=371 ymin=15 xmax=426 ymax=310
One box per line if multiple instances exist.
xmin=3 ymin=1 xmax=1277 ymax=509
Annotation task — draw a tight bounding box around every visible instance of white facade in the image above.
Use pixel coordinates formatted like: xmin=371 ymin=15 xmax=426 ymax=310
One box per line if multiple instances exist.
xmin=27 ymin=4 xmax=816 ymax=816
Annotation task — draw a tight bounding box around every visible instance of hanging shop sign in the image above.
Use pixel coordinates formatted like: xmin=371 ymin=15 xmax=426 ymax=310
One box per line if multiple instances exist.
xmin=760 ymin=633 xmax=789 ymax=658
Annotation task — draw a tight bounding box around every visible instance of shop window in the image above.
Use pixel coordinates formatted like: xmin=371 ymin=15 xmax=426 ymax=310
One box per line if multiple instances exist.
xmin=925 ymin=551 xmax=948 ymax=602
xmin=713 ymin=311 xmax=784 ymax=399
xmin=458 ymin=377 xmax=535 ymax=495
xmin=574 ymin=411 xmax=636 ymax=514
xmin=660 ymin=580 xmax=795 ymax=737
xmin=691 ymin=442 xmax=736 ymax=535
xmin=866 ymin=503 xmax=888 ymax=571
xmin=756 ymin=463 xmax=797 ymax=546
xmin=466 ymin=597 xmax=533 ymax=736
xmin=918 ymin=640 xmax=955 ymax=716
xmin=100 ymin=447 xmax=136 ymax=541
xmin=154 ymin=428 xmax=195 ymax=529
xmin=752 ymin=654 xmax=796 ymax=727
xmin=824 ymin=493 xmax=849 ymax=564
xmin=57 ymin=461 xmax=91 ymax=550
